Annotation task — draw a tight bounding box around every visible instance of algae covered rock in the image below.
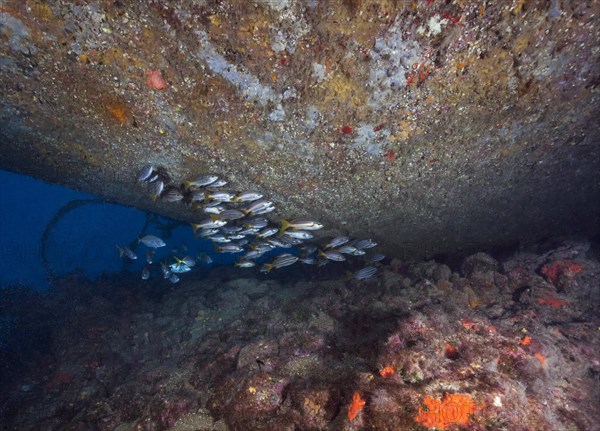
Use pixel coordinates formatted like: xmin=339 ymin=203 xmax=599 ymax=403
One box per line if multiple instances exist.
xmin=1 ymin=0 xmax=598 ymax=258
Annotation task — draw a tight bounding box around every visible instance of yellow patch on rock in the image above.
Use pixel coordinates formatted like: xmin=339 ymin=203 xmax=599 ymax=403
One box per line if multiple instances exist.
xmin=304 ymin=397 xmax=321 ymax=416
xmin=319 ymin=73 xmax=367 ymax=109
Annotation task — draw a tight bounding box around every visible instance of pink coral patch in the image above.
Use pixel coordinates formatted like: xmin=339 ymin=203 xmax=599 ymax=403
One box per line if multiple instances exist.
xmin=146 ymin=70 xmax=167 ymax=90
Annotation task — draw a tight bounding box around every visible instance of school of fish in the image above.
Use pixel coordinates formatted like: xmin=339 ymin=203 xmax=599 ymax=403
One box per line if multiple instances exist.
xmin=125 ymin=164 xmax=385 ymax=283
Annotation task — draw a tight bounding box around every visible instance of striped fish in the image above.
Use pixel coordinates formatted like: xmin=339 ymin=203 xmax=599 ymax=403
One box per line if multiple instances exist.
xmin=352 ymin=239 xmax=378 ymax=249
xmin=284 ymin=230 xmax=314 ymax=240
xmin=279 ymin=218 xmax=324 ymax=233
xmin=354 ymin=266 xmax=377 ymax=280
xmin=336 ymin=245 xmax=358 ymax=254
xmin=257 ymin=227 xmax=278 ymax=238
xmin=209 ymin=178 xmax=228 ymax=187
xmin=233 ymin=191 xmax=263 ymax=202
xmin=191 ymin=218 xmax=227 ymax=232
xmin=205 ymin=190 xmax=236 ymax=202
xmin=137 ymin=165 xmax=154 ymax=182
xmin=213 ymin=209 xmax=245 ymax=220
xmin=324 ymin=236 xmax=349 ymax=249
xmin=318 ymin=250 xmax=346 ymax=262
xmin=147 ymin=180 xmax=164 ymax=199
xmin=162 ymin=188 xmax=184 ymax=202
xmin=244 ymin=200 xmax=274 ymax=215
xmin=244 ymin=217 xmax=269 ymax=229
xmin=369 ymin=254 xmax=386 ymax=263
xmin=184 ymin=174 xmax=218 ymax=189
xmin=215 ymin=244 xmax=244 ymax=253
xmin=262 ymin=254 xmax=299 ymax=272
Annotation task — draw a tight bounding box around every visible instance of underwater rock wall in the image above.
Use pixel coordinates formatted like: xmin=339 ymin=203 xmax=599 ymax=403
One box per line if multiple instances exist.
xmin=1 ymin=0 xmax=599 ymax=257
xmin=1 ymin=239 xmax=599 ymax=430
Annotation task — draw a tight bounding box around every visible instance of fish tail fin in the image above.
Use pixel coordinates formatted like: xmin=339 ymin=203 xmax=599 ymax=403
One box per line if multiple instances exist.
xmin=183 ymin=181 xmax=191 ymax=189
xmin=263 ymin=263 xmax=273 ymax=273
xmin=318 ymin=250 xmax=325 ymax=258
xmin=191 ymin=223 xmax=200 ymax=233
xmin=279 ymin=220 xmax=290 ymax=235
xmin=115 ymin=245 xmax=124 ymax=257
xmin=209 ymin=214 xmax=218 ymax=222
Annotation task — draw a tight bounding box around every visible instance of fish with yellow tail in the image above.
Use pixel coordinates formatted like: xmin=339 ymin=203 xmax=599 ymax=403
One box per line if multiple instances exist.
xmin=169 ymin=256 xmax=192 ymax=273
xmin=279 ymin=218 xmax=324 ymax=234
xmin=261 ymin=254 xmax=299 ymax=272
xmin=210 ymin=209 xmax=245 ymax=221
xmin=318 ymin=249 xmax=346 ymax=262
xmin=183 ymin=174 xmax=218 ymax=189
xmin=116 ymin=245 xmax=137 ymax=260
xmin=191 ymin=218 xmax=227 ymax=235
xmin=232 ymin=191 xmax=263 ymax=202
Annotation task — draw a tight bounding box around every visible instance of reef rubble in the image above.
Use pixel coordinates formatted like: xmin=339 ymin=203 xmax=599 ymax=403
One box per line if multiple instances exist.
xmin=0 ymin=238 xmax=599 ymax=430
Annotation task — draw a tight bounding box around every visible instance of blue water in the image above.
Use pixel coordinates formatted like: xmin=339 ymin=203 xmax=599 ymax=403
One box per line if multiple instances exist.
xmin=0 ymin=170 xmax=224 ymax=290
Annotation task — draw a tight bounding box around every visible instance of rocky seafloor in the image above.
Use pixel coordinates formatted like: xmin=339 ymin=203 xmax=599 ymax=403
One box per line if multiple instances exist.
xmin=1 ymin=238 xmax=599 ymax=431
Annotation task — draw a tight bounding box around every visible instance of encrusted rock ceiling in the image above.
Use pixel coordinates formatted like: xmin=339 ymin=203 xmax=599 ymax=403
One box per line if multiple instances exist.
xmin=1 ymin=0 xmax=599 ymax=256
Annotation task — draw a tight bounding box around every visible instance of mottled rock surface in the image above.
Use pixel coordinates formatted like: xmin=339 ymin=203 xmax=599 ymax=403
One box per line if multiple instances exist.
xmin=1 ymin=0 xmax=599 ymax=257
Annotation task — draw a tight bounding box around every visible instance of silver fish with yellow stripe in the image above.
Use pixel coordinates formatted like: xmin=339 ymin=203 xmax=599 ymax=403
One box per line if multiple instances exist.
xmin=184 ymin=174 xmax=218 ymax=189
xmin=279 ymin=218 xmax=324 ymax=234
